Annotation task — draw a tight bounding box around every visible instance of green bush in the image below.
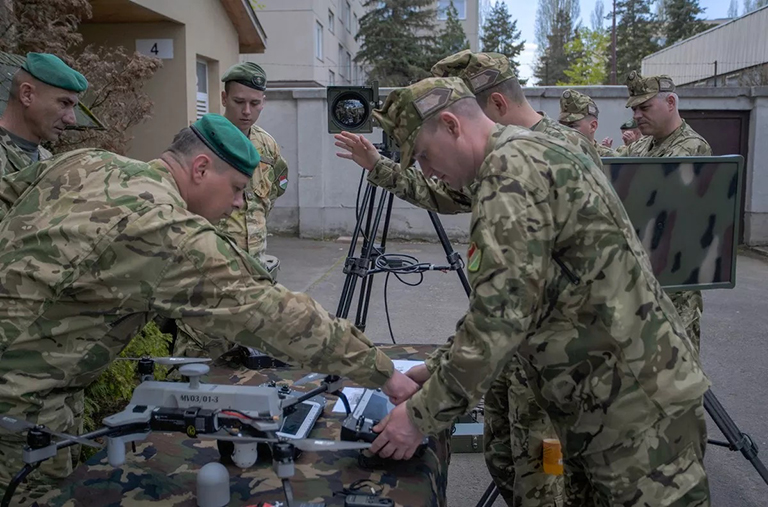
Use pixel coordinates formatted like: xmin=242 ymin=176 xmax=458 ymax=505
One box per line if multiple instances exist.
xmin=80 ymin=321 xmax=172 ymax=461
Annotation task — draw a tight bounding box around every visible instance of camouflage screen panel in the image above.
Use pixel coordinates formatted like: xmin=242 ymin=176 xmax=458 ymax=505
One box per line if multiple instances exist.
xmin=602 ymin=156 xmax=743 ymax=291
xmin=0 ymin=51 xmax=103 ymax=130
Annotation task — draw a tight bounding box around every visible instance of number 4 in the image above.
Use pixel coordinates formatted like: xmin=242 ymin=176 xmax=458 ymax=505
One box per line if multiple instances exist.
xmin=150 ymin=43 xmax=159 ymax=55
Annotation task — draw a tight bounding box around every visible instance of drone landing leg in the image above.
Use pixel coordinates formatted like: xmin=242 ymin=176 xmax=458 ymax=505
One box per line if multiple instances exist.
xmin=1 ymin=463 xmax=40 ymax=507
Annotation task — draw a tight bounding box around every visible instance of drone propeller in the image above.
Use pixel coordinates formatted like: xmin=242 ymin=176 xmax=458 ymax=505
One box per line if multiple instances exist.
xmin=0 ymin=415 xmax=103 ymax=449
xmin=293 ymin=373 xmax=325 ymax=387
xmin=116 ymin=356 xmax=212 ymax=366
xmin=205 ymin=433 xmax=371 ymax=452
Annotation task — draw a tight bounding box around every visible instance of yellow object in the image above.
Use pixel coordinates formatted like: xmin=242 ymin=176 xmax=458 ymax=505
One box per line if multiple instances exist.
xmin=543 ymin=438 xmax=564 ymax=475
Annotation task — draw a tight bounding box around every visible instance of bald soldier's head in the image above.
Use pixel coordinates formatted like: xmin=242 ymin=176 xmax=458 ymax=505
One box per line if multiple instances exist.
xmin=625 ymin=71 xmax=682 ymax=141
xmin=0 ymin=53 xmax=87 ymax=144
xmin=161 ymin=114 xmax=259 ymax=223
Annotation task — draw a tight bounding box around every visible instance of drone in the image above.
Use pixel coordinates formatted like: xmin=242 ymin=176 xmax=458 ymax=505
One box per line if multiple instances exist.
xmin=0 ymin=356 xmax=367 ymax=507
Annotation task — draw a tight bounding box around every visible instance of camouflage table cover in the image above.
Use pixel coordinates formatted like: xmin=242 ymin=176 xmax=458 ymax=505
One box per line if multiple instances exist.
xmin=47 ymin=345 xmax=448 ymax=507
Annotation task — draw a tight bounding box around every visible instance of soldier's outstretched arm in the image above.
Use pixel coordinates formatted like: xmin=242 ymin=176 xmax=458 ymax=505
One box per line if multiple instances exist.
xmin=334 ymin=132 xmax=472 ymax=214
xmin=149 ymin=222 xmax=400 ymax=391
xmin=404 ymin=173 xmax=550 ymax=436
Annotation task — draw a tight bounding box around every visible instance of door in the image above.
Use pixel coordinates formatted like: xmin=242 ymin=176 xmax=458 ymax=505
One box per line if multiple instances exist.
xmin=680 ymin=110 xmax=750 ymax=243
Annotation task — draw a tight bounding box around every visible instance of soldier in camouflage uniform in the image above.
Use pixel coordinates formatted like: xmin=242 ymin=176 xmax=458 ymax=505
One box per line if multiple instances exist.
xmin=558 ymin=89 xmax=617 ymax=157
xmin=601 ymin=119 xmax=641 ymax=155
xmin=623 ymin=71 xmax=713 ymax=354
xmin=0 ymin=113 xmax=417 ymax=503
xmin=337 ymin=50 xmax=610 ymax=507
xmin=172 ymin=62 xmax=290 ymax=359
xmin=0 ymin=53 xmax=87 ymax=176
xmin=365 ymin=77 xmax=710 ymax=507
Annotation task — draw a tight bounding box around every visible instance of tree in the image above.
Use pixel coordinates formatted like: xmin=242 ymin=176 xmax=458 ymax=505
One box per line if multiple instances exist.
xmin=591 ymin=0 xmax=605 ymax=30
xmin=728 ymin=0 xmax=739 ymax=17
xmin=480 ymin=1 xmax=526 ymax=82
xmin=535 ymin=0 xmax=580 ymax=51
xmin=559 ymin=27 xmax=610 ymax=84
xmin=433 ymin=1 xmax=470 ymax=61
xmin=0 ymin=0 xmax=161 ymax=155
xmin=608 ymin=0 xmax=659 ymax=82
xmin=355 ymin=0 xmax=436 ymax=86
xmin=664 ymin=0 xmax=708 ymax=46
xmin=742 ymin=0 xmax=756 ymax=13
xmin=534 ymin=5 xmax=578 ymax=85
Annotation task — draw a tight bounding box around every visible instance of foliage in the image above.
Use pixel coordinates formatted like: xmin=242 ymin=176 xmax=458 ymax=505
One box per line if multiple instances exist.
xmin=534 ymin=5 xmax=578 ymax=85
xmin=80 ymin=322 xmax=172 ymax=461
xmin=607 ymin=0 xmax=659 ymax=82
xmin=663 ymin=0 xmax=708 ymax=46
xmin=0 ymin=0 xmax=161 ymax=155
xmin=480 ymin=1 xmax=526 ymax=84
xmin=355 ymin=0 xmax=436 ymax=86
xmin=433 ymin=1 xmax=470 ymax=62
xmin=559 ymin=27 xmax=610 ymax=85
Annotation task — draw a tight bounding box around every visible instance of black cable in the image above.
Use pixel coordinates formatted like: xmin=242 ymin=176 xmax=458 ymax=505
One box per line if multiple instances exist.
xmin=218 ymin=409 xmax=273 ymax=422
xmin=384 ymin=273 xmax=396 ymax=345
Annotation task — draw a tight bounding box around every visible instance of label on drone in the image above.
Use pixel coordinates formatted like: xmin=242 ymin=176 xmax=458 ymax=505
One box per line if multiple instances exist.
xmin=179 ymin=394 xmax=220 ymax=404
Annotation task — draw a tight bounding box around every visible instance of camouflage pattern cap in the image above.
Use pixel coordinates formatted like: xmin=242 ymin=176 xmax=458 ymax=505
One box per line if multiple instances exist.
xmin=559 ymin=89 xmax=598 ymax=122
xmin=373 ymin=77 xmax=474 ymax=169
xmin=625 ymin=71 xmax=675 ymax=108
xmin=221 ymin=62 xmax=267 ymax=91
xmin=430 ymin=50 xmax=516 ymax=94
xmin=21 ymin=52 xmax=87 ymax=92
xmin=190 ymin=113 xmax=260 ymax=177
xmin=620 ymin=118 xmax=638 ymax=130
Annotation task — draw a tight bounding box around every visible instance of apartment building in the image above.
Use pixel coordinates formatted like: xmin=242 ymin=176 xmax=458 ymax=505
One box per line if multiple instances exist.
xmin=435 ymin=0 xmax=480 ymax=51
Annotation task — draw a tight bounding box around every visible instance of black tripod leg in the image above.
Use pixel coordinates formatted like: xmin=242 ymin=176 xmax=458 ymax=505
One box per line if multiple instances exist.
xmin=428 ymin=211 xmax=471 ymax=298
xmin=704 ymin=389 xmax=768 ymax=486
xmin=356 ymin=193 xmax=395 ymax=331
xmin=475 ymin=481 xmax=500 ymax=507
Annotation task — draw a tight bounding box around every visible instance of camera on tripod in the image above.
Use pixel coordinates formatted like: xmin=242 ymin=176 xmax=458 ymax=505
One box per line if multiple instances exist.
xmin=327 ymin=83 xmax=380 ymax=134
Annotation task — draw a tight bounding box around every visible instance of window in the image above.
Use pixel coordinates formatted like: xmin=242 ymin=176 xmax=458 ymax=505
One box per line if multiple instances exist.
xmin=438 ymin=0 xmax=466 ymax=20
xmin=329 ymin=70 xmax=336 ymax=86
xmin=346 ymin=51 xmax=352 ymax=81
xmin=328 ymin=10 xmax=335 ymax=34
xmin=195 ymin=60 xmax=208 ymax=120
xmin=344 ymin=1 xmax=351 ymax=30
xmin=338 ymin=44 xmax=344 ymax=77
xmin=315 ymin=21 xmax=323 ymax=60
xmin=353 ymin=13 xmax=358 ymax=34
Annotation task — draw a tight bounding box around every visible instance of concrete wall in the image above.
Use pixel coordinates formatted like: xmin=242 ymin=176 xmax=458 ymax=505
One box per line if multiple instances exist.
xmin=257 ymin=85 xmax=768 ymax=245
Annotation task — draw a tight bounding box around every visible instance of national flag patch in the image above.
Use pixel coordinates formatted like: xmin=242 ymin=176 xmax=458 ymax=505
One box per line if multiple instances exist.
xmin=467 ymin=242 xmax=482 ymax=272
xmin=278 ymin=175 xmax=288 ymax=190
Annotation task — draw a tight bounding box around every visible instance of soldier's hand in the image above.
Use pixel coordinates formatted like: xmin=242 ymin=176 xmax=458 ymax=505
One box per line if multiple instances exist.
xmin=601 ymin=137 xmax=613 ymax=148
xmin=405 ymin=364 xmax=430 ymax=386
xmin=334 ymin=132 xmax=381 ymax=171
xmin=622 ymin=130 xmax=637 ymax=145
xmin=381 ymin=370 xmax=420 ymax=405
xmin=371 ymin=403 xmax=424 ymax=460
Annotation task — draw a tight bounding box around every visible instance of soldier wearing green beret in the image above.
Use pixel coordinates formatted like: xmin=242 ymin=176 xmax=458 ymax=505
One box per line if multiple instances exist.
xmin=610 ymin=118 xmax=643 ymax=155
xmin=0 ymin=113 xmax=417 ymax=499
xmin=0 ymin=52 xmax=88 ymax=177
xmin=622 ymin=71 xmax=712 ymax=357
xmin=169 ymin=62 xmax=291 ymax=360
xmin=558 ymin=89 xmax=617 ymax=158
xmin=335 ymin=49 xmax=610 ymax=507
xmin=365 ymin=77 xmax=710 ymax=506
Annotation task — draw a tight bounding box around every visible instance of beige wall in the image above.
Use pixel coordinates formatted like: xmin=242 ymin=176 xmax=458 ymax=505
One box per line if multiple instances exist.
xmin=434 ymin=0 xmax=480 ymax=51
xmin=80 ymin=0 xmax=241 ymax=161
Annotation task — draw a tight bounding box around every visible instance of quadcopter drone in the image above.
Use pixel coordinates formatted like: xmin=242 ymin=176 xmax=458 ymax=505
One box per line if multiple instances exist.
xmin=0 ymin=356 xmax=368 ymax=507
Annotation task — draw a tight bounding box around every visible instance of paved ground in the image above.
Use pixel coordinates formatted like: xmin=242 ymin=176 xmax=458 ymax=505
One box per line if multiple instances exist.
xmin=269 ymin=235 xmax=768 ymax=507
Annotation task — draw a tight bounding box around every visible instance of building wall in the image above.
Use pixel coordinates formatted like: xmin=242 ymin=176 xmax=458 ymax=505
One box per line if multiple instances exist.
xmin=79 ymin=0 xmax=241 ymax=161
xmin=258 ymin=85 xmax=768 ymax=245
xmin=433 ymin=0 xmax=480 ymax=51
xmin=241 ymin=0 xmax=366 ymax=87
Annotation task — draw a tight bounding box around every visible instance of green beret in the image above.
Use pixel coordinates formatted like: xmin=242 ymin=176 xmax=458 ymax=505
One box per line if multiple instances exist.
xmin=373 ymin=77 xmax=475 ymax=169
xmin=190 ymin=114 xmax=260 ymax=177
xmin=221 ymin=62 xmax=267 ymax=91
xmin=21 ymin=53 xmax=87 ymax=92
xmin=620 ymin=119 xmax=638 ymax=130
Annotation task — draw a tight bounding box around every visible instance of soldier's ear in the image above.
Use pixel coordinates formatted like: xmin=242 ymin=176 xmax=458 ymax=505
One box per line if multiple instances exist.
xmin=438 ymin=111 xmax=461 ymax=137
xmin=221 ymin=90 xmax=227 ymax=108
xmin=490 ymin=92 xmax=508 ymax=116
xmin=18 ymin=82 xmax=35 ymax=107
xmin=189 ymin=152 xmax=215 ymax=183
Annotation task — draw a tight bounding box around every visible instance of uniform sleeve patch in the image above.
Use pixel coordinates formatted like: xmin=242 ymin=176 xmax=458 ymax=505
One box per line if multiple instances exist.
xmin=278 ymin=175 xmax=288 ymax=190
xmin=467 ymin=242 xmax=482 ymax=272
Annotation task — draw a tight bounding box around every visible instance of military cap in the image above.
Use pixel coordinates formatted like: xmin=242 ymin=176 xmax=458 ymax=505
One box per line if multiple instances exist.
xmin=559 ymin=89 xmax=599 ymax=123
xmin=221 ymin=62 xmax=267 ymax=91
xmin=431 ymin=50 xmax=517 ymax=94
xmin=373 ymin=77 xmax=474 ymax=169
xmin=190 ymin=114 xmax=260 ymax=177
xmin=20 ymin=53 xmax=88 ymax=92
xmin=620 ymin=118 xmax=638 ymax=130
xmin=625 ymin=71 xmax=675 ymax=108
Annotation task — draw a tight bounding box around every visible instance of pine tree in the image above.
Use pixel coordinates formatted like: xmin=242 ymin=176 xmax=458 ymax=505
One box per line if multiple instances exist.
xmin=607 ymin=0 xmax=659 ymax=82
xmin=664 ymin=0 xmax=708 ymax=46
xmin=534 ymin=6 xmax=577 ymax=85
xmin=560 ymin=27 xmax=610 ymax=84
xmin=727 ymin=0 xmax=739 ymax=17
xmin=433 ymin=1 xmax=470 ymax=61
xmin=480 ymin=1 xmax=526 ymax=82
xmin=355 ymin=0 xmax=436 ymax=86
xmin=742 ymin=0 xmax=756 ymax=13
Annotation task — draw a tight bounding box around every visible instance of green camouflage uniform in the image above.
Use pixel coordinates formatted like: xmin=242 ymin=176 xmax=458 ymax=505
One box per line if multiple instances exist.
xmin=558 ymin=88 xmax=617 ymax=159
xmin=0 ymin=148 xmax=392 ymax=501
xmin=377 ymin=77 xmax=711 ymax=507
xmin=174 ymin=124 xmax=290 ymax=359
xmin=623 ymin=71 xmax=713 ymax=354
xmin=0 ymin=128 xmax=53 ymax=176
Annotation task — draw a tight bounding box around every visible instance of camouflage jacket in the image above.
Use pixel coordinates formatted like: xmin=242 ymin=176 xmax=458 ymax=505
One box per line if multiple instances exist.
xmin=218 ymin=125 xmax=289 ymax=260
xmin=595 ymin=140 xmax=617 ymax=158
xmin=624 ymin=121 xmax=712 ymax=157
xmin=0 ymin=128 xmax=52 ymax=177
xmin=405 ymin=125 xmax=709 ymax=457
xmin=531 ymin=114 xmax=603 ymax=168
xmin=0 ymin=149 xmax=392 ymax=434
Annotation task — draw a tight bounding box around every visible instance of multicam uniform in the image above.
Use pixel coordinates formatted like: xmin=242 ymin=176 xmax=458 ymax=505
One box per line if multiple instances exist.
xmin=623 ymin=120 xmax=712 ymax=353
xmin=0 ymin=149 xmax=391 ymax=503
xmin=0 ymin=128 xmax=52 ymax=176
